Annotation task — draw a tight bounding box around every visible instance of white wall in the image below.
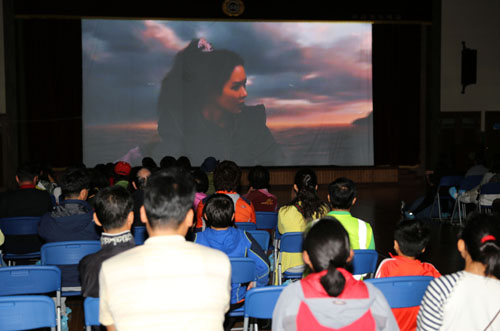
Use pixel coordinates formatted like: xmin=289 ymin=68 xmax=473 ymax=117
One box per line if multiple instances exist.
xmin=441 ymin=0 xmax=500 ymax=112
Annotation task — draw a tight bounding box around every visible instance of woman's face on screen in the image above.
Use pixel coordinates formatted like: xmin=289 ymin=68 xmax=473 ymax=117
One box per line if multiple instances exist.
xmin=216 ymin=65 xmax=248 ymax=114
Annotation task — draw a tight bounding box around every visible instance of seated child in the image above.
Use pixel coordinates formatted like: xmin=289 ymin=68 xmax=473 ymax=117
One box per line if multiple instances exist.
xmin=243 ymin=165 xmax=278 ymax=212
xmin=194 ymin=194 xmax=270 ymax=307
xmin=375 ymin=219 xmax=441 ymax=331
xmin=193 ymin=169 xmax=209 ymax=211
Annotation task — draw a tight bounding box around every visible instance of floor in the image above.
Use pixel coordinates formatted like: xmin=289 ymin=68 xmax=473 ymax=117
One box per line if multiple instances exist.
xmin=67 ymin=174 xmax=465 ymax=330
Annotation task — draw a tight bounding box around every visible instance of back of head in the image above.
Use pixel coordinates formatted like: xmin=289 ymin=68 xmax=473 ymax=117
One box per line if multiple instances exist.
xmin=60 ymin=167 xmax=91 ymax=198
xmin=394 ymin=219 xmax=431 ymax=257
xmin=290 ymin=168 xmax=325 ymax=220
xmin=94 ymin=186 xmax=133 ymax=231
xmin=203 ymin=193 xmax=234 ymax=228
xmin=214 ymin=160 xmax=241 ymax=192
xmin=461 ymin=212 xmax=500 ymax=279
xmin=141 ymin=156 xmax=157 ymax=169
xmin=176 ymin=156 xmax=192 ymax=171
xmin=143 ymin=167 xmax=195 ymax=230
xmin=248 ymin=165 xmax=270 ymax=190
xmin=160 ymin=155 xmax=176 ymax=169
xmin=16 ymin=162 xmax=40 ymax=183
xmin=304 ymin=217 xmax=351 ymax=297
xmin=328 ymin=177 xmax=356 ymax=210
xmin=193 ymin=169 xmax=209 ymax=193
xmin=201 ymin=156 xmax=217 ymax=173
xmin=132 ymin=167 xmax=151 ymax=191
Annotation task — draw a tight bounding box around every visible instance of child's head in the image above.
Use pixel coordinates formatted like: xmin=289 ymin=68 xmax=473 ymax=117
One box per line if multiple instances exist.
xmin=460 ymin=212 xmax=500 ymax=279
xmin=394 ymin=219 xmax=431 ymax=258
xmin=303 ymin=216 xmax=352 ymax=297
xmin=248 ymin=165 xmax=270 ymax=189
xmin=203 ymin=193 xmax=235 ymax=228
xmin=328 ymin=177 xmax=356 ymax=210
xmin=94 ymin=185 xmax=134 ymax=232
xmin=193 ymin=169 xmax=209 ymax=193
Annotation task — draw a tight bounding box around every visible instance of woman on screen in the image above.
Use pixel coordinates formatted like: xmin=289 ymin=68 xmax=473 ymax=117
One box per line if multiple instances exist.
xmin=146 ymin=38 xmax=283 ymax=166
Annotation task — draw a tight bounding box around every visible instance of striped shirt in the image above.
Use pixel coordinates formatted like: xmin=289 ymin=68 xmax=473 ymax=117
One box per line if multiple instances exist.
xmin=417 ymin=271 xmax=500 ymax=330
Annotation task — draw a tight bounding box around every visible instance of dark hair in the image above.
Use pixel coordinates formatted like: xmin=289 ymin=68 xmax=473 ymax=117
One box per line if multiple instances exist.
xmin=142 ymin=156 xmax=157 ymax=169
xmin=16 ymin=162 xmax=40 ymax=182
xmin=214 ymin=160 xmax=241 ymax=192
xmin=160 ymin=155 xmax=177 ymax=169
xmin=460 ymin=212 xmax=500 ymax=279
xmin=176 ymin=156 xmax=192 ymax=171
xmin=143 ymin=167 xmax=195 ymax=229
xmin=130 ymin=167 xmax=151 ymax=191
xmin=193 ymin=169 xmax=209 ymax=193
xmin=286 ymin=168 xmax=328 ymax=221
xmin=248 ymin=165 xmax=270 ymax=189
xmin=394 ymin=220 xmax=431 ymax=257
xmin=203 ymin=193 xmax=234 ymax=228
xmin=94 ymin=186 xmax=133 ymax=231
xmin=60 ymin=167 xmax=91 ymax=198
xmin=328 ymin=177 xmax=356 ymax=210
xmin=304 ymin=217 xmax=351 ymax=297
xmin=157 ymin=39 xmax=244 ymax=140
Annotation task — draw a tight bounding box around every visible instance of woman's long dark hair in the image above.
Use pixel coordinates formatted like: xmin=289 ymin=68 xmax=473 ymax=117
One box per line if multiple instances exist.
xmin=304 ymin=217 xmax=351 ymax=296
xmin=461 ymin=212 xmax=500 ymax=279
xmin=286 ymin=168 xmax=328 ymax=221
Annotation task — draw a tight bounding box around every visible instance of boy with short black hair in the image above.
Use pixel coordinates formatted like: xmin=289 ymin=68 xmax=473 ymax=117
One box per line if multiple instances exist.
xmin=375 ymin=219 xmax=441 ymax=331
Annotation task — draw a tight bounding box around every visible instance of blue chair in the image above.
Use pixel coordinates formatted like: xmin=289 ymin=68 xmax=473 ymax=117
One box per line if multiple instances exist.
xmin=41 ymin=240 xmax=101 ymax=296
xmin=277 ymin=232 xmax=304 ymax=285
xmin=0 ymin=295 xmax=58 ymax=331
xmin=0 ymin=216 xmax=42 ymax=265
xmin=365 ymin=276 xmax=433 ymax=308
xmin=430 ymin=175 xmax=463 ymax=220
xmin=351 ymin=249 xmax=378 ymax=277
xmin=246 ymin=230 xmax=271 ymax=251
xmin=0 ymin=265 xmax=62 ymax=330
xmin=243 ymin=285 xmax=285 ymax=331
xmin=451 ymin=175 xmax=483 ymax=224
xmin=235 ymin=222 xmax=257 ymax=231
xmin=478 ymin=182 xmax=500 ymax=213
xmin=132 ymin=226 xmax=148 ymax=245
xmin=228 ymin=257 xmax=257 ymax=318
xmin=84 ymin=297 xmax=100 ymax=331
xmin=255 ymin=211 xmax=278 ymax=230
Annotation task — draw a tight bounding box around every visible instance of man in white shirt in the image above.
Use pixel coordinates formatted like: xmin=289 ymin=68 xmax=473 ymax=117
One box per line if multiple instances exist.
xmin=99 ymin=167 xmax=231 ymax=331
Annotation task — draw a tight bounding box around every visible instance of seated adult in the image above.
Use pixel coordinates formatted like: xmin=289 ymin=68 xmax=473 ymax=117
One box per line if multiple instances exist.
xmin=99 ymin=167 xmax=231 ymax=330
xmin=130 ymin=166 xmax=151 ymax=227
xmin=243 ymin=165 xmax=278 ymax=212
xmin=277 ymin=169 xmax=329 ymax=278
xmin=326 ymin=177 xmax=375 ymax=250
xmin=194 ymin=194 xmax=270 ymax=307
xmin=196 ymin=160 xmax=256 ymax=231
xmin=418 ymin=213 xmax=500 ymax=330
xmin=79 ymin=185 xmax=135 ymax=298
xmin=0 ymin=162 xmax=53 ymax=254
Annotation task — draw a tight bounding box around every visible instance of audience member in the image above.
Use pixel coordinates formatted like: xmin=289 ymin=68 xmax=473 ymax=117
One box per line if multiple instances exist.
xmin=36 ymin=162 xmax=61 ymax=204
xmin=201 ymin=156 xmax=218 ymax=195
xmin=79 ymin=186 xmax=135 ymax=298
xmin=194 ymin=193 xmax=270 ymax=330
xmin=193 ymin=169 xmax=209 ymax=211
xmin=375 ymin=219 xmax=441 ymax=331
xmin=113 ymin=161 xmax=132 ymax=189
xmin=272 ymin=217 xmax=397 ymax=331
xmin=327 ymin=177 xmax=375 ymax=250
xmin=130 ymin=166 xmax=151 ymax=226
xmin=277 ymin=168 xmax=329 ymax=278
xmin=196 ymin=160 xmax=256 ymax=231
xmin=176 ymin=155 xmax=192 ymax=171
xmin=0 ymin=162 xmax=52 ymax=254
xmin=159 ymin=155 xmax=176 ymax=169
xmin=141 ymin=156 xmax=157 ymax=170
xmin=99 ymin=167 xmax=231 ymax=330
xmin=243 ymin=165 xmax=278 ymax=212
xmin=87 ymin=167 xmax=110 ymax=208
xmin=464 ymin=153 xmax=488 ymax=178
xmin=418 ymin=212 xmax=500 ymax=330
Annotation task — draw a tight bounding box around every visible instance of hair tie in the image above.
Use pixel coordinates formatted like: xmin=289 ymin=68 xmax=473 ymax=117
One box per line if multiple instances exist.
xmin=481 ymin=235 xmax=496 ymax=244
xmin=197 ymin=38 xmax=213 ymax=52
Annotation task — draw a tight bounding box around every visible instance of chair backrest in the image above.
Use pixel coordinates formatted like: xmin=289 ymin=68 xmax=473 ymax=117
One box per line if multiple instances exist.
xmin=246 ymin=230 xmax=270 ymax=251
xmin=255 ymin=211 xmax=278 ymax=230
xmin=459 ymin=175 xmax=483 ymax=191
xmin=0 ymin=295 xmax=57 ymax=331
xmin=235 ymin=222 xmax=257 ymax=231
xmin=351 ymin=249 xmax=378 ymax=276
xmin=244 ymin=286 xmax=286 ymax=319
xmin=41 ymin=241 xmax=101 ymax=265
xmin=365 ymin=276 xmax=433 ymax=308
xmin=84 ymin=297 xmax=100 ymax=329
xmin=438 ymin=175 xmax=463 ymax=187
xmin=0 ymin=265 xmax=61 ymax=296
xmin=279 ymin=232 xmax=303 ymax=253
xmin=230 ymin=257 xmax=256 ymax=284
xmin=0 ymin=216 xmax=41 ymax=235
xmin=132 ymin=226 xmax=148 ymax=245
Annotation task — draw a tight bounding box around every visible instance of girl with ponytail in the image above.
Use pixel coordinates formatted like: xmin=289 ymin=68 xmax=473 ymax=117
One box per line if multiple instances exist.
xmin=418 ymin=212 xmax=500 ymax=330
xmin=272 ymin=217 xmax=397 ymax=331
xmin=276 ymin=168 xmax=329 ymax=278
